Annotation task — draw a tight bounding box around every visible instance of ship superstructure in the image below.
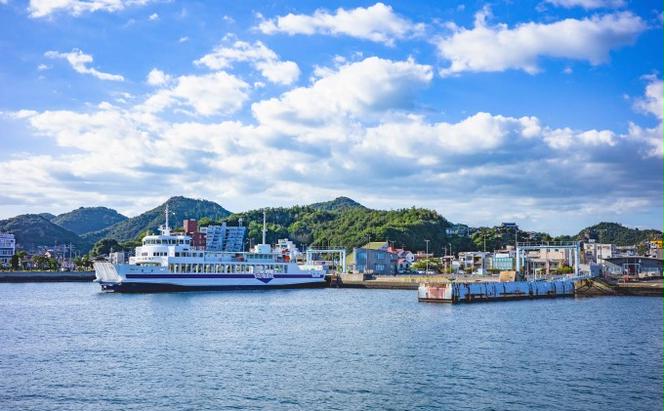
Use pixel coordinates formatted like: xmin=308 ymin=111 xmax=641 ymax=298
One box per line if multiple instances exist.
xmin=94 ymin=207 xmax=326 ymax=292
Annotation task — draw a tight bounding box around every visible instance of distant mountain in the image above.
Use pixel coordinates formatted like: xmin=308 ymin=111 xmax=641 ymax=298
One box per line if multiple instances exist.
xmin=572 ymin=222 xmax=662 ymax=246
xmin=38 ymin=213 xmax=56 ymax=221
xmin=86 ymin=196 xmax=231 ymax=242
xmin=309 ymin=196 xmax=367 ymax=212
xmin=51 ymin=206 xmax=127 ymax=235
xmin=0 ymin=214 xmax=89 ymax=252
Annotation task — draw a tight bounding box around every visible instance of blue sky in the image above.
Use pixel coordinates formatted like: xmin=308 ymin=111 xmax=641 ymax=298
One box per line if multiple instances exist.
xmin=0 ymin=0 xmax=662 ymax=235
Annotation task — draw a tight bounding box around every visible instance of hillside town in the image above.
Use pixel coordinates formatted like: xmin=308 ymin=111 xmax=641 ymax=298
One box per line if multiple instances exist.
xmin=2 ymin=216 xmax=662 ymax=281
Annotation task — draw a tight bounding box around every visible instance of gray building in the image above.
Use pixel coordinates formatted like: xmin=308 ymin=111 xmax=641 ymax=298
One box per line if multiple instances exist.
xmin=603 ymin=256 xmax=663 ymax=278
xmin=203 ymin=223 xmax=246 ymax=252
xmin=0 ymin=233 xmax=16 ymax=267
xmin=348 ymin=242 xmax=398 ymax=275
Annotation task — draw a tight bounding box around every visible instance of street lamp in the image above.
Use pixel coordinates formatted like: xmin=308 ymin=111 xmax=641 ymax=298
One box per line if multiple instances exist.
xmin=425 ymin=239 xmax=430 ymax=274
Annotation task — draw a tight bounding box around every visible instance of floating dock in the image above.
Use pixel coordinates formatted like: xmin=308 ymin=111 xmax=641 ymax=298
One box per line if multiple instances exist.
xmin=418 ymin=279 xmax=576 ymax=304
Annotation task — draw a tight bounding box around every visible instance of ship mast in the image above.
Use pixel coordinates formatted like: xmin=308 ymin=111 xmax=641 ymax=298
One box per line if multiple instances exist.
xmin=262 ymin=209 xmax=267 ymax=245
xmin=165 ymin=203 xmax=169 ymax=230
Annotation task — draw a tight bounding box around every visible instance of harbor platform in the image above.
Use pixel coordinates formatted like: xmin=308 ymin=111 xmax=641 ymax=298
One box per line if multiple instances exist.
xmin=418 ymin=279 xmax=576 ymax=303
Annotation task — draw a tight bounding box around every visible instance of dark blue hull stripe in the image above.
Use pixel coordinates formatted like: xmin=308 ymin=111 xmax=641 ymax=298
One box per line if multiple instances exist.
xmin=125 ymin=274 xmax=318 ymax=279
xmin=101 ymin=281 xmax=326 ymax=293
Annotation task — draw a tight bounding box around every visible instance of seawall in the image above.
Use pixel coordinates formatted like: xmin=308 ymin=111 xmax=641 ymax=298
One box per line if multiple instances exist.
xmin=0 ymin=271 xmax=95 ymax=282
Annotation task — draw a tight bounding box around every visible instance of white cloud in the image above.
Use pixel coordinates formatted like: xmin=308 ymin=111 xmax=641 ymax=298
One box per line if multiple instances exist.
xmin=45 ymin=49 xmax=124 ymax=81
xmin=257 ymin=2 xmax=424 ymax=46
xmin=435 ymin=9 xmax=645 ymax=76
xmin=628 ymin=76 xmax=663 ymax=157
xmin=252 ymin=57 xmax=433 ymax=131
xmin=542 ymin=128 xmax=616 ymax=149
xmin=544 ymin=0 xmax=625 ymax=9
xmin=28 ymin=0 xmax=153 ymax=18
xmin=195 ymin=40 xmax=300 ymax=85
xmin=178 ymin=36 xmax=189 ymax=43
xmin=148 ymin=12 xmax=158 ymax=21
xmin=2 ymin=59 xmax=661 ymax=231
xmin=146 ymin=68 xmax=171 ymax=86
xmin=37 ymin=64 xmax=50 ymax=71
xmin=140 ymin=71 xmax=250 ymax=116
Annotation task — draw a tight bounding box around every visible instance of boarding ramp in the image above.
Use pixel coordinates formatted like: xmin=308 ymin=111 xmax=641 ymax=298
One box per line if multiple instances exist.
xmin=93 ymin=262 xmax=121 ymax=282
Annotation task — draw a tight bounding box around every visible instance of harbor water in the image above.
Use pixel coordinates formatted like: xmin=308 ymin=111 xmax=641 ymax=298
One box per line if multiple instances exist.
xmin=0 ymin=283 xmax=661 ymax=411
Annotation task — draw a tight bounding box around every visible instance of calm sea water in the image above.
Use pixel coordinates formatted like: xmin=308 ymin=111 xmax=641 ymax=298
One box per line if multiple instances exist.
xmin=0 ymin=283 xmax=661 ymax=411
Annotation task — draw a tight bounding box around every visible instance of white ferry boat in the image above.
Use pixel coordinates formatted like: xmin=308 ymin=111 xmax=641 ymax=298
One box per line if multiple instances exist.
xmin=94 ymin=209 xmax=327 ymax=292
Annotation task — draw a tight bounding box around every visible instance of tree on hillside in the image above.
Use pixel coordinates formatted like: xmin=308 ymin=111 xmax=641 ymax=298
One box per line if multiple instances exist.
xmin=90 ymin=239 xmax=121 ymax=257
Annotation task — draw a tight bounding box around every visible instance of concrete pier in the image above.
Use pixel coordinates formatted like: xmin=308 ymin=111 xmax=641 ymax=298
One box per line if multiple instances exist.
xmin=0 ymin=271 xmax=95 ymax=282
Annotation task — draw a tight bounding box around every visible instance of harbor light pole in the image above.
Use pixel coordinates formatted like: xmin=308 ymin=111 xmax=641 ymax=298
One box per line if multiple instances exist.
xmin=425 ymin=239 xmax=430 ymax=274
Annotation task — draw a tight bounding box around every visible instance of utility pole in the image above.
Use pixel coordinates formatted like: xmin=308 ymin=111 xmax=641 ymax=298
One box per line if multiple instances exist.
xmin=425 ymin=239 xmax=430 ymax=274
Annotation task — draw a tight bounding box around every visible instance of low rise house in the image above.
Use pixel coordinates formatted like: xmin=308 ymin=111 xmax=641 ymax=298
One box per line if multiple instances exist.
xmin=458 ymin=251 xmax=490 ymax=275
xmin=583 ymin=241 xmax=615 ymax=263
xmin=524 ymin=247 xmax=569 ymax=275
xmin=387 ymin=247 xmax=415 ymax=273
xmin=446 ymin=224 xmax=470 ymax=237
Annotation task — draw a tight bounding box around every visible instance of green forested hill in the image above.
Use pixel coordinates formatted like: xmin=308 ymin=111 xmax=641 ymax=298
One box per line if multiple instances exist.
xmin=84 ymin=196 xmax=231 ymax=242
xmin=571 ymin=222 xmax=662 ymax=246
xmin=52 ymin=206 xmax=127 ymax=235
xmin=0 ymin=214 xmax=88 ymax=252
xmin=309 ymin=196 xmax=367 ymax=212
xmin=224 ymin=204 xmax=475 ymax=253
xmin=3 ymin=197 xmax=661 ymax=256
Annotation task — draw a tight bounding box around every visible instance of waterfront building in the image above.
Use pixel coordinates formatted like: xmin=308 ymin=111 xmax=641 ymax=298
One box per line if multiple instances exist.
xmin=491 ymin=252 xmax=514 ymax=271
xmin=603 ymin=256 xmax=663 ymax=278
xmin=0 ymin=233 xmax=15 ymax=267
xmin=347 ymin=241 xmax=398 ymax=275
xmin=203 ymin=223 xmax=246 ymax=253
xmin=583 ymin=240 xmax=615 ymax=263
xmin=524 ymin=247 xmax=569 ymax=274
xmin=458 ymin=251 xmax=490 ymax=275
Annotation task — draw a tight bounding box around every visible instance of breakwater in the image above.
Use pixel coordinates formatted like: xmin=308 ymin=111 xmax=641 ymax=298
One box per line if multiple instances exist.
xmin=0 ymin=271 xmax=95 ymax=282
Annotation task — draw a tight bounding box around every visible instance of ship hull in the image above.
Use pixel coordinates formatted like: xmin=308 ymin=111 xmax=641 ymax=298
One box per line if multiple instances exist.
xmin=94 ymin=262 xmax=327 ymax=293
xmin=100 ymin=280 xmax=326 ymax=293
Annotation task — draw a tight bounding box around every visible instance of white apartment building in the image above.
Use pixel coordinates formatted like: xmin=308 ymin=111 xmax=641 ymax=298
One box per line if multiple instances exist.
xmin=0 ymin=233 xmax=16 ymax=267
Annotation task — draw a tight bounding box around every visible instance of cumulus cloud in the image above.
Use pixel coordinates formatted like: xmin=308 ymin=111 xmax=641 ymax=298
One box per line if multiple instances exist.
xmin=140 ymin=71 xmax=250 ymax=116
xmin=195 ymin=40 xmax=300 ymax=85
xmin=2 ymin=58 xmax=661 ymax=230
xmin=252 ymin=57 xmax=433 ymax=131
xmin=146 ymin=68 xmax=171 ymax=86
xmin=28 ymin=0 xmax=154 ymax=18
xmin=435 ymin=8 xmax=645 ymax=76
xmin=45 ymin=49 xmax=124 ymax=81
xmin=627 ymin=76 xmax=663 ymax=158
xmin=257 ymin=3 xmax=424 ymax=45
xmin=544 ymin=0 xmax=625 ymax=9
